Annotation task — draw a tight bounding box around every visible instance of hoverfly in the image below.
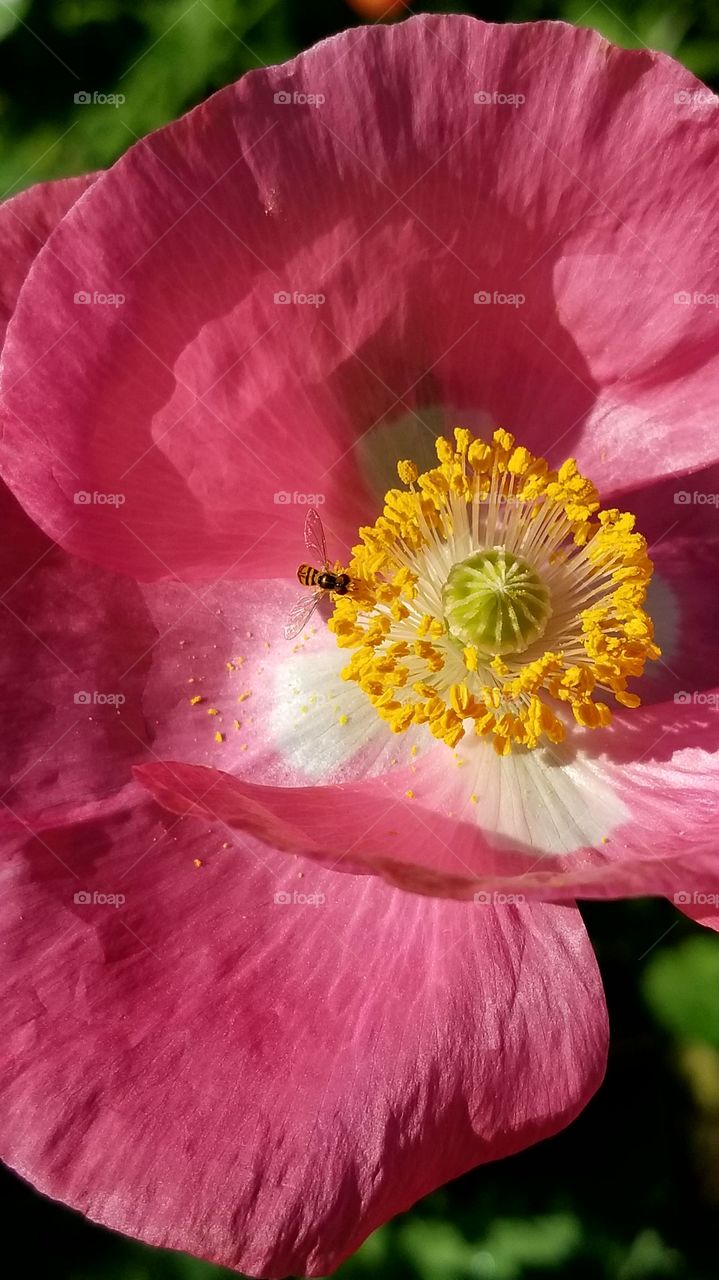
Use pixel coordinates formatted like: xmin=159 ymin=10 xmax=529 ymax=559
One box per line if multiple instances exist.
xmin=284 ymin=506 xmax=353 ymax=640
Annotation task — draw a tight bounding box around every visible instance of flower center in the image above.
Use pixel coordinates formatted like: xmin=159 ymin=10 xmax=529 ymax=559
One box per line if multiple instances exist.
xmin=329 ymin=428 xmax=659 ymax=756
xmin=442 ymin=548 xmax=552 ymax=656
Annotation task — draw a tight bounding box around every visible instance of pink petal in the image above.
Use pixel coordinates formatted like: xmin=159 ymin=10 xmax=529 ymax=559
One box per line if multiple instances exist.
xmin=0 ymin=481 xmax=151 ymax=831
xmin=0 ymin=173 xmax=96 ymax=344
xmin=2 ymin=18 xmax=719 ymax=578
xmin=0 ymin=794 xmax=607 ymax=1277
xmin=0 ymin=529 xmax=410 ymax=832
xmin=135 ymin=678 xmax=719 ymax=906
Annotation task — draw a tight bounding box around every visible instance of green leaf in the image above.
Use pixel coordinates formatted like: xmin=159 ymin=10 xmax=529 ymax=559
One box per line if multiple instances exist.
xmin=642 ymin=935 xmax=719 ymax=1049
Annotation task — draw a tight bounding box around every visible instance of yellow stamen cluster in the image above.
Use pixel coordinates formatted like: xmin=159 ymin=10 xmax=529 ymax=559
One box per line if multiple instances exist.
xmin=328 ymin=428 xmax=659 ymax=756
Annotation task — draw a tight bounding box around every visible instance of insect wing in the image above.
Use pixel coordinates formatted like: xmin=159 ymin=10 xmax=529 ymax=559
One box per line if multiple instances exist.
xmin=303 ymin=506 xmax=328 ymax=567
xmin=284 ymin=591 xmax=322 ymax=641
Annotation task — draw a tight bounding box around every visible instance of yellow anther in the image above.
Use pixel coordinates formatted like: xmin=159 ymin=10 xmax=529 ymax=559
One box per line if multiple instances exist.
xmin=463 ymin=644 xmax=479 ymax=672
xmin=397 ymin=459 xmax=419 ymax=485
xmin=615 ymin=690 xmax=640 ymax=708
xmin=508 ymin=446 xmax=532 ymax=476
xmin=468 ymin=439 xmax=492 ymax=471
xmin=453 ymin=427 xmax=472 ymax=455
xmin=449 ymin=682 xmax=471 ymax=715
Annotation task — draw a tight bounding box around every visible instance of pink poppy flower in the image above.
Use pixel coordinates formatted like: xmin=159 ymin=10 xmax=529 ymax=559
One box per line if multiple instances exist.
xmin=1 ymin=14 xmax=718 ymax=1278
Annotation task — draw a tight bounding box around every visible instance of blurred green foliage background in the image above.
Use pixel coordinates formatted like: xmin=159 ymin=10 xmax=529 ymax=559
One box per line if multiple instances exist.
xmin=1 ymin=2 xmax=718 ymax=1277
xmin=2 ymin=0 xmax=719 ymax=196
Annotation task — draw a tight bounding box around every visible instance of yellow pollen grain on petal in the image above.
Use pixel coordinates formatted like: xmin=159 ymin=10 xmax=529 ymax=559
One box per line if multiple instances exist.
xmin=405 ymin=789 xmax=414 ymax=799
xmin=189 ymin=695 xmax=203 ymax=706
xmin=214 ymin=731 xmax=224 ymax=743
xmin=207 ymin=707 xmax=219 ymax=716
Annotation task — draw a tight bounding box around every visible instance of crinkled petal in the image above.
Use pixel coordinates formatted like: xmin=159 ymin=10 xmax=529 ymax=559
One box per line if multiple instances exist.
xmin=2 ymin=19 xmax=719 ymax=578
xmin=0 ymin=794 xmax=607 ymax=1277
